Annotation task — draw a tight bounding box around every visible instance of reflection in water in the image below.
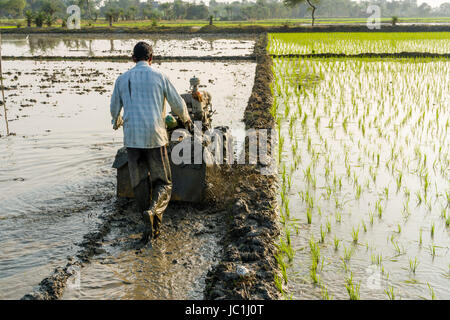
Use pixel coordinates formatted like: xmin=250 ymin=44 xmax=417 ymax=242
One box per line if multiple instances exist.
xmin=1 ymin=34 xmax=255 ymax=57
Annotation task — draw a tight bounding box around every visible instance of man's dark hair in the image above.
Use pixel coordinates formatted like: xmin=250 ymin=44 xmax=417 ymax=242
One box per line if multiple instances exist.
xmin=133 ymin=41 xmax=153 ymax=61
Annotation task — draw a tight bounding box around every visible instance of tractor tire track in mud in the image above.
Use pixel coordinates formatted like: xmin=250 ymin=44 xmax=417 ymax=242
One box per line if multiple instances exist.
xmin=22 ymin=195 xmax=229 ymax=300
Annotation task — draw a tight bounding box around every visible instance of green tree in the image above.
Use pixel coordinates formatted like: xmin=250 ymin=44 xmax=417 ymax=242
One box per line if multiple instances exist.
xmin=283 ymin=0 xmax=318 ymax=26
xmin=173 ymin=0 xmax=186 ymax=19
xmin=0 ymin=0 xmax=26 ymax=17
xmin=185 ymin=4 xmax=209 ymax=20
xmin=24 ymin=9 xmax=34 ymax=27
xmin=44 ymin=12 xmax=55 ymax=27
xmin=34 ymin=11 xmax=45 ymax=27
xmin=158 ymin=2 xmax=172 ymax=20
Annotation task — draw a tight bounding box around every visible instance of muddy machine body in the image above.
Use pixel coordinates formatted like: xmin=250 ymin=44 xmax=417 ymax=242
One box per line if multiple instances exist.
xmin=112 ymin=77 xmax=230 ymax=203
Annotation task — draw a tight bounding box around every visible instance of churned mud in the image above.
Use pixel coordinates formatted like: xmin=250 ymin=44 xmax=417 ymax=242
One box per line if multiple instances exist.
xmin=204 ymin=35 xmax=281 ymax=300
xmin=0 ymin=54 xmax=257 ymax=299
xmin=26 ymin=199 xmax=229 ymax=300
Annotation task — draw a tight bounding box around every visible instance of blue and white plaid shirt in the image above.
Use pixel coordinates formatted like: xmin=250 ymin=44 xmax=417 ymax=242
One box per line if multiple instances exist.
xmin=110 ymin=61 xmax=190 ymax=148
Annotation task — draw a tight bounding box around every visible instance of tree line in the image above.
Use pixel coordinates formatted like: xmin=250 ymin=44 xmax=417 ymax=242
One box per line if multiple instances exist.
xmin=0 ymin=0 xmax=449 ymax=27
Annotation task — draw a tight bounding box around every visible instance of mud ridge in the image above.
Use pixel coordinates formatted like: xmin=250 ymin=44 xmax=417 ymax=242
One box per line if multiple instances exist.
xmin=271 ymin=52 xmax=450 ymax=59
xmin=204 ymin=34 xmax=282 ymax=300
xmin=3 ymin=55 xmax=256 ymax=62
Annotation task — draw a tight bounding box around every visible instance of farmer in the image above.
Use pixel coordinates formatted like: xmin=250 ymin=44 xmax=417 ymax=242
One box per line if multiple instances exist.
xmin=110 ymin=41 xmax=192 ymax=244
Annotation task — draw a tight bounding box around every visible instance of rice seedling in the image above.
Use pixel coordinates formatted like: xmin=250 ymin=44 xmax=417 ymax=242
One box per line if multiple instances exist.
xmin=310 ymin=236 xmax=321 ymax=265
xmin=371 ymin=253 xmax=382 ymax=265
xmin=429 ymin=244 xmax=437 ymax=257
xmin=430 ymin=222 xmax=435 ymax=238
xmin=306 ymin=207 xmax=312 ymax=224
xmin=335 ymin=211 xmax=342 ymax=223
xmin=273 ymin=269 xmax=285 ymax=292
xmin=320 ymin=225 xmax=326 ymax=243
xmin=342 ymin=245 xmax=354 ymax=262
xmin=409 ymin=257 xmax=419 ymax=274
xmin=427 ymin=282 xmax=436 ymax=300
xmin=321 ymin=284 xmax=332 ymax=300
xmin=369 ymin=211 xmax=374 ymax=225
xmin=276 ymin=253 xmax=288 ymax=284
xmin=396 ymin=172 xmax=403 ymax=192
xmin=345 ymin=273 xmax=360 ymax=300
xmin=383 ymin=187 xmax=389 ymax=200
xmin=375 ymin=199 xmax=384 ymax=219
xmin=334 ymin=235 xmax=340 ymax=250
xmin=352 ymin=226 xmax=360 ymax=243
xmin=385 ymin=286 xmax=397 ymax=300
xmin=356 ymin=184 xmax=362 ymax=200
xmin=391 ymin=239 xmax=405 ymax=256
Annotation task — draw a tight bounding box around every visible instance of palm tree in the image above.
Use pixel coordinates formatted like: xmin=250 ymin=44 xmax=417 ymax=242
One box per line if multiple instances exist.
xmin=25 ymin=10 xmax=34 ymax=27
xmin=283 ymin=0 xmax=318 ymax=26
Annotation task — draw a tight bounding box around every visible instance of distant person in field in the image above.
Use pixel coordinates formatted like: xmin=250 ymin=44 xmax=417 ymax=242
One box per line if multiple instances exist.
xmin=110 ymin=41 xmax=192 ymax=244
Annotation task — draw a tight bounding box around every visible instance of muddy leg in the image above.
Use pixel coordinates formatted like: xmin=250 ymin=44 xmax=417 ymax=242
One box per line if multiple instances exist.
xmin=144 ymin=145 xmax=172 ymax=239
xmin=127 ymin=148 xmax=152 ymax=212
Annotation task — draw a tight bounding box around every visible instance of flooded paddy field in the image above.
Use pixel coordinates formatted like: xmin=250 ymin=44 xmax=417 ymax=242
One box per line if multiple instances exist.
xmin=0 ymin=58 xmax=255 ymax=299
xmin=1 ymin=34 xmax=255 ymax=58
xmin=272 ymin=57 xmax=449 ymax=300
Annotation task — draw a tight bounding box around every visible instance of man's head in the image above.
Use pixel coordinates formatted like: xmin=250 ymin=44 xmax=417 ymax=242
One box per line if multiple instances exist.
xmin=132 ymin=41 xmax=153 ymax=64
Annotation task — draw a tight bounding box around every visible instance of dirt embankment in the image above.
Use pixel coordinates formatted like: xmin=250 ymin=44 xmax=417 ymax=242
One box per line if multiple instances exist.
xmin=204 ymin=34 xmax=282 ymax=300
xmin=2 ymin=24 xmax=449 ymax=35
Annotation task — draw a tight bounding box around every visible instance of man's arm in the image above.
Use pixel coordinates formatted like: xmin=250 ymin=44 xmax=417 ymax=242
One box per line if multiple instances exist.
xmin=163 ymin=75 xmax=191 ymax=124
xmin=110 ymin=77 xmax=123 ymax=130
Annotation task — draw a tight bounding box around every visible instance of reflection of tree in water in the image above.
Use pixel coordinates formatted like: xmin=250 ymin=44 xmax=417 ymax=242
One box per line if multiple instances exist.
xmin=61 ymin=39 xmax=89 ymax=51
xmin=88 ymin=40 xmax=94 ymax=56
xmin=110 ymin=39 xmax=115 ymax=52
xmin=28 ymin=37 xmax=60 ymax=55
xmin=27 ymin=36 xmax=89 ymax=55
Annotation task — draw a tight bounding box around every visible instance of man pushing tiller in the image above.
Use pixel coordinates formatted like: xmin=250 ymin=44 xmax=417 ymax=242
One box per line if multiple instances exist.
xmin=110 ymin=42 xmax=192 ymax=244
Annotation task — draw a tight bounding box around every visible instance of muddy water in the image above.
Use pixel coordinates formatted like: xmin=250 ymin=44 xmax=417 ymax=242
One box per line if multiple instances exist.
xmin=62 ymin=202 xmax=228 ymax=300
xmin=1 ymin=34 xmax=255 ymax=57
xmin=0 ymin=60 xmax=255 ymax=299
